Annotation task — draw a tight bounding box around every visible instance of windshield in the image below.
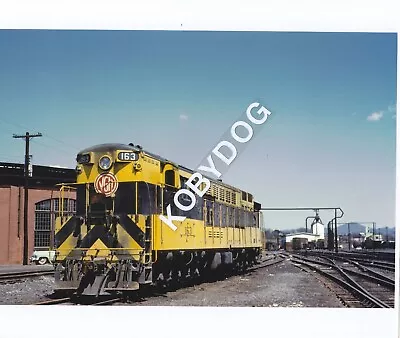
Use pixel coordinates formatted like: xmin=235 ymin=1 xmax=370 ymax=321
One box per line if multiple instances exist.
xmin=75 ymin=181 xmax=157 ymax=218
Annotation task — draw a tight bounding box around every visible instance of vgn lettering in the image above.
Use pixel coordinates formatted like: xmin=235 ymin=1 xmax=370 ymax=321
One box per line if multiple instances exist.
xmin=159 ymin=102 xmax=272 ymax=231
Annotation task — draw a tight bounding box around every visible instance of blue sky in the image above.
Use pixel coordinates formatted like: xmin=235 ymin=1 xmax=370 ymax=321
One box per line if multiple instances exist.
xmin=0 ymin=30 xmax=396 ymax=229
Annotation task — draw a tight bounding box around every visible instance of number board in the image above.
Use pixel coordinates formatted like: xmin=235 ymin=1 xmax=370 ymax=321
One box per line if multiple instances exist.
xmin=118 ymin=152 xmax=139 ymax=161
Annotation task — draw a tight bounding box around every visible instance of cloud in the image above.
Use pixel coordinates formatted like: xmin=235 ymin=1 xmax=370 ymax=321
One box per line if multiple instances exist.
xmin=179 ymin=114 xmax=189 ymax=121
xmin=388 ymin=103 xmax=396 ymax=113
xmin=351 ymin=112 xmax=357 ymax=116
xmin=367 ymin=111 xmax=384 ymax=122
xmin=387 ymin=103 xmax=396 ymax=120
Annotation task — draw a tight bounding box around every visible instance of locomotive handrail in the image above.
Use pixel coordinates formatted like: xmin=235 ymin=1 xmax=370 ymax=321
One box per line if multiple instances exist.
xmin=58 ymin=184 xmax=77 ymax=222
xmin=55 ymin=248 xmax=144 ymax=252
xmin=55 ymin=182 xmax=79 ymax=187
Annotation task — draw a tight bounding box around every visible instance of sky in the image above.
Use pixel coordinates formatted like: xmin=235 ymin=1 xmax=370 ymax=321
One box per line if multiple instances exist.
xmin=0 ymin=30 xmax=397 ymax=230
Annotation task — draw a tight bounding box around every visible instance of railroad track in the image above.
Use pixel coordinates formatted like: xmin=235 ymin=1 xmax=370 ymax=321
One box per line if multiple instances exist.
xmin=34 ymin=297 xmax=72 ymax=305
xmin=34 ymin=255 xmax=283 ymax=306
xmin=34 ymin=296 xmax=123 ymax=306
xmin=308 ymin=250 xmax=395 ymax=263
xmin=350 ymin=250 xmax=395 ymax=263
xmin=312 ymin=253 xmax=395 ymax=276
xmin=341 ymin=258 xmax=394 ymax=272
xmin=304 ymin=251 xmax=395 ymax=272
xmin=244 ymin=254 xmax=285 ymax=273
xmin=285 ymin=253 xmax=394 ymax=308
xmin=0 ymin=270 xmax=54 ymax=284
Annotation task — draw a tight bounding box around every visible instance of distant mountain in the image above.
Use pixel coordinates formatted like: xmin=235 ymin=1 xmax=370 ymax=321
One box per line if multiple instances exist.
xmin=336 ymin=222 xmax=365 ymax=235
xmin=334 ymin=222 xmax=395 ymax=237
xmin=271 ymin=223 xmax=396 ymax=238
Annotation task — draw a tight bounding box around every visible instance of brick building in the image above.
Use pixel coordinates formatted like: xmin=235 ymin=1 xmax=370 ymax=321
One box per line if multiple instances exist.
xmin=0 ymin=162 xmax=76 ymax=264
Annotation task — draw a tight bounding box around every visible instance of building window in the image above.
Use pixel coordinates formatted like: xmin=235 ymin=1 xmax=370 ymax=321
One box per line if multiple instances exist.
xmin=34 ymin=198 xmax=76 ymax=249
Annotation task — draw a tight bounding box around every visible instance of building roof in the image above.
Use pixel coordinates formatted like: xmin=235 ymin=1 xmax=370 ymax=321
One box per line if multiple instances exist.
xmin=0 ymin=162 xmax=76 ymax=188
xmin=285 ymin=232 xmax=321 ymax=241
xmin=286 ymin=232 xmax=319 ymax=237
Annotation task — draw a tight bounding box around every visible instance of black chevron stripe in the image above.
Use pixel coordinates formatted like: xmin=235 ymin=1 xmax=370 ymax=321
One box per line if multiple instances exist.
xmin=54 ymin=216 xmax=76 ymax=247
xmin=117 ymin=214 xmax=145 ymax=248
xmin=75 ymin=223 xmax=142 ymax=260
xmin=78 ymin=225 xmax=121 ymax=249
xmin=55 ymin=214 xmax=145 ymax=258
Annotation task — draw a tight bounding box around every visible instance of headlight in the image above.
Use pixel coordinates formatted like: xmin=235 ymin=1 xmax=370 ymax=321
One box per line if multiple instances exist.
xmin=99 ymin=155 xmax=112 ymax=170
xmin=77 ymin=153 xmax=91 ymax=164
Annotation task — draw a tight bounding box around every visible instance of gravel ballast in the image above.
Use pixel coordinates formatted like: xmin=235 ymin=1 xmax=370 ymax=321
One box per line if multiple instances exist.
xmin=0 ymin=258 xmax=345 ymax=307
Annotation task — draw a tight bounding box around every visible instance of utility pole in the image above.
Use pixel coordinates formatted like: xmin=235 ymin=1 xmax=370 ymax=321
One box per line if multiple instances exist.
xmin=372 ymin=222 xmax=376 ymax=252
xmin=334 ymin=209 xmax=338 ymax=253
xmin=13 ymin=132 xmax=42 ymax=265
xmin=348 ymin=223 xmax=351 ymax=251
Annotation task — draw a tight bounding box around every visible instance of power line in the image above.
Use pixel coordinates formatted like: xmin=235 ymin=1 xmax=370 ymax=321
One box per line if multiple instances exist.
xmin=1 ymin=131 xmax=75 ymax=164
xmin=0 ymin=116 xmax=27 ymax=130
xmin=0 ymin=116 xmax=79 ymax=152
xmin=31 ymin=138 xmax=74 ymax=156
xmin=41 ymin=133 xmax=80 ymax=151
xmin=0 ymin=122 xmax=21 ymax=138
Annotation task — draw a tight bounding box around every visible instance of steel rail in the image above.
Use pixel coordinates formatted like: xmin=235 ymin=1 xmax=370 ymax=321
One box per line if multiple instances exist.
xmin=292 ymin=254 xmax=394 ymax=287
xmin=326 ymin=256 xmax=395 ymax=285
xmin=305 ymin=251 xmax=395 ymax=271
xmin=34 ymin=297 xmax=71 ymax=305
xmin=289 ymin=256 xmax=391 ymax=308
xmin=0 ymin=270 xmax=53 ymax=282
xmin=91 ymin=297 xmax=123 ymax=306
xmin=321 ymin=256 xmax=391 ymax=308
xmin=246 ymin=256 xmax=285 ymax=272
xmin=34 ymin=255 xmax=283 ymax=306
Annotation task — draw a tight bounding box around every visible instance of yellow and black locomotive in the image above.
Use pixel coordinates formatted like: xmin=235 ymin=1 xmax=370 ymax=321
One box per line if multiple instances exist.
xmin=54 ymin=143 xmax=264 ymax=296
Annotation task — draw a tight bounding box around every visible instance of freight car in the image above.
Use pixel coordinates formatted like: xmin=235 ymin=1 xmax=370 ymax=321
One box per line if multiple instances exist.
xmin=53 ymin=143 xmax=263 ymax=296
xmin=292 ymin=237 xmax=308 ymax=251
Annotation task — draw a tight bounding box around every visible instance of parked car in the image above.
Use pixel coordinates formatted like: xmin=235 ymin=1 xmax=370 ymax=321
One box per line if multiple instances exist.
xmin=30 ymin=250 xmax=56 ymax=265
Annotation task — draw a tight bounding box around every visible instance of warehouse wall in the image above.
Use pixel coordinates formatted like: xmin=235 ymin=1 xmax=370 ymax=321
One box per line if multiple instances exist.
xmin=0 ymin=186 xmax=75 ymax=265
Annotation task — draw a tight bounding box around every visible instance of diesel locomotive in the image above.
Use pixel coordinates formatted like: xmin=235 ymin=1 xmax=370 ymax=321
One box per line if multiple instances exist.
xmin=53 ymin=143 xmax=264 ymax=296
